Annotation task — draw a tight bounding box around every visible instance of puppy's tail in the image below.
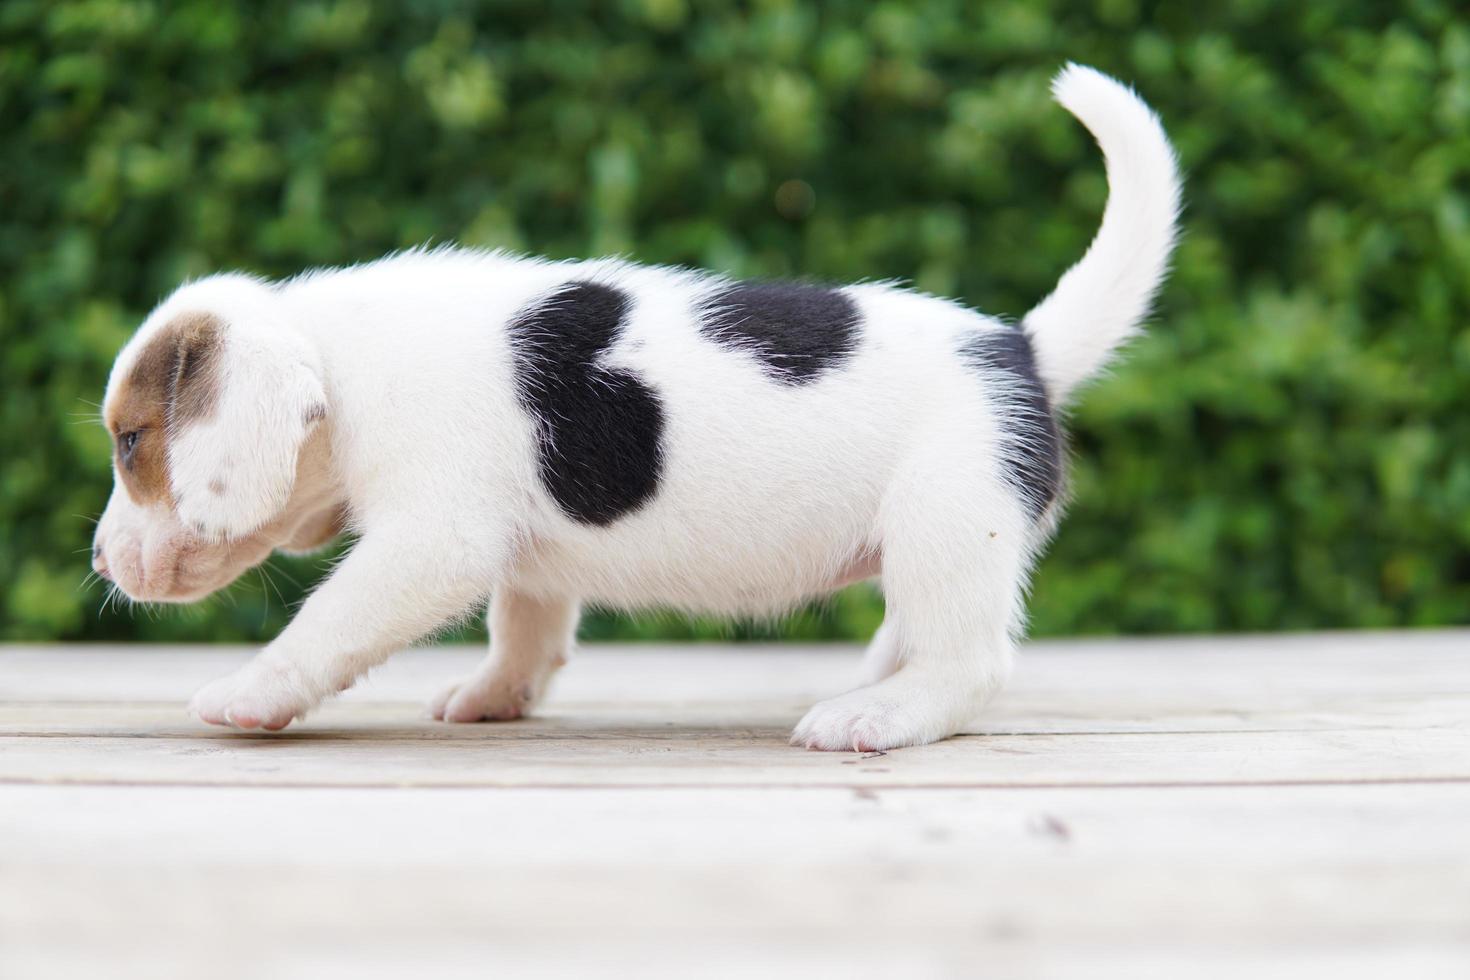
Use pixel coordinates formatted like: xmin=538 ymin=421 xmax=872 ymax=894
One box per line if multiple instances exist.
xmin=1022 ymin=64 xmax=1181 ymax=404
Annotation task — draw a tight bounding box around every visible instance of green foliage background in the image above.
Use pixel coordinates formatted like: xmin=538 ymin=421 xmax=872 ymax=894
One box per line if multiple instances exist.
xmin=2 ymin=0 xmax=1467 ymax=643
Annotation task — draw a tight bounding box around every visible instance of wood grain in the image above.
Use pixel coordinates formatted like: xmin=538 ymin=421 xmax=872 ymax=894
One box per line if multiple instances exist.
xmin=2 ymin=633 xmax=1467 ymax=978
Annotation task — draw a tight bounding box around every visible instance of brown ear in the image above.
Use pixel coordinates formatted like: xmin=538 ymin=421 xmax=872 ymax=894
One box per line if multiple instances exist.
xmin=168 ymin=313 xmax=224 ymax=427
xmin=107 ymin=313 xmax=225 ymax=507
xmin=167 ymin=310 xmax=326 ymax=540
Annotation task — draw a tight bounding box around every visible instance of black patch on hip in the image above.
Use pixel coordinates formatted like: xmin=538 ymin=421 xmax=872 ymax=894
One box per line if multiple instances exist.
xmin=960 ymin=328 xmax=1063 ymax=520
xmin=698 ymin=281 xmax=860 ymax=384
xmin=508 ymin=281 xmax=665 ymax=526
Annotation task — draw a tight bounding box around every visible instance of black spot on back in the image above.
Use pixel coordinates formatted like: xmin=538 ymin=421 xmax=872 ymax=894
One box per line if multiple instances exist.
xmin=508 ymin=281 xmax=664 ymax=526
xmin=699 ymin=281 xmax=860 ymax=384
xmin=961 ymin=328 xmax=1063 ymax=520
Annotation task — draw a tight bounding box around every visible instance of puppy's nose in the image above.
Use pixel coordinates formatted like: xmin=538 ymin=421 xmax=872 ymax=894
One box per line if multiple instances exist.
xmin=92 ymin=541 xmax=112 ymax=580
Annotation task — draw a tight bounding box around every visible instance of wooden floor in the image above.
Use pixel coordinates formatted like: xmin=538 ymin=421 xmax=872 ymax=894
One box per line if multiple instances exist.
xmin=1 ymin=633 xmax=1468 ymax=979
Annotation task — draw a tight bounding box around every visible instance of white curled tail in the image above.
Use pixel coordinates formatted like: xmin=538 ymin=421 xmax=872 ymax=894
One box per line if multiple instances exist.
xmin=1023 ymin=63 xmax=1182 ymax=404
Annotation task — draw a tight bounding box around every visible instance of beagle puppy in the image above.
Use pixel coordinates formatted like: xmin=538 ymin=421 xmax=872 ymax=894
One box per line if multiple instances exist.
xmin=92 ymin=65 xmax=1180 ymax=750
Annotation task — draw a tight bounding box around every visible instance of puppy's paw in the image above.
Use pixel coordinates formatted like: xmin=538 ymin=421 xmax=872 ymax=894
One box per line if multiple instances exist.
xmin=189 ymin=656 xmax=317 ymax=732
xmin=791 ymin=680 xmax=968 ymax=752
xmin=427 ymin=668 xmax=548 ymax=723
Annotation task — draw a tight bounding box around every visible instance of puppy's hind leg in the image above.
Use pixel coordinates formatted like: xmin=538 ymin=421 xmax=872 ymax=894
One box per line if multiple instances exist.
xmin=429 ymin=590 xmax=579 ymax=722
xmin=793 ymin=453 xmax=1032 ymax=751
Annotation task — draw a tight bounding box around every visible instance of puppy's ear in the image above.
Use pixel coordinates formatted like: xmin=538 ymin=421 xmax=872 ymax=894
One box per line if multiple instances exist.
xmin=165 ymin=313 xmax=326 ymax=540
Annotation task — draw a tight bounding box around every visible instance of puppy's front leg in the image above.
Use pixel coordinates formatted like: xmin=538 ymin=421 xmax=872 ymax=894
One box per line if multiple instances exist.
xmin=190 ymin=522 xmax=504 ymax=730
xmin=428 ymin=590 xmax=579 ymax=722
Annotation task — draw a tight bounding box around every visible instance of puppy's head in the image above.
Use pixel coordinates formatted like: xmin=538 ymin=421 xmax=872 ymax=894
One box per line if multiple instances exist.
xmin=92 ymin=274 xmax=339 ymax=603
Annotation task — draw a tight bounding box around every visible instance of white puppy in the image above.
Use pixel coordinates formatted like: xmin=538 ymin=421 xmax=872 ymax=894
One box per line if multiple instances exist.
xmin=92 ymin=64 xmax=1180 ymax=750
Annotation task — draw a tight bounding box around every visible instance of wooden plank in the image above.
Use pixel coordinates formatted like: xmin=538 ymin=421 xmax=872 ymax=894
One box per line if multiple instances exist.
xmin=7 ymin=937 xmax=1464 ymax=980
xmin=1 ymin=783 xmax=1467 ymax=979
xmin=2 ymin=636 xmax=1468 ymax=978
xmin=3 ymin=631 xmax=1468 ymax=704
xmin=0 ymin=723 xmax=1465 ymax=788
xmin=3 ymin=632 xmax=1469 ymax=736
xmin=3 ymin=680 xmax=1468 ymax=735
xmin=1 ymin=634 xmax=1467 ymax=789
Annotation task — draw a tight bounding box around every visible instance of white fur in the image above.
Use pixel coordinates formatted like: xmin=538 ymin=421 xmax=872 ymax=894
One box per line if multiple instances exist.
xmin=94 ymin=65 xmax=1181 ymax=750
xmin=1024 ymin=64 xmax=1182 ymax=403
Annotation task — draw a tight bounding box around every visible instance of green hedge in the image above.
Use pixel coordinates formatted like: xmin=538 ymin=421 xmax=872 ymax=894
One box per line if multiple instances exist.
xmin=3 ymin=0 xmax=1467 ymax=642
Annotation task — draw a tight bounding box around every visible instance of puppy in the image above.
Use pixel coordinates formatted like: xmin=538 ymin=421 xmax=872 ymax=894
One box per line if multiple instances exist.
xmin=91 ymin=64 xmax=1180 ymax=750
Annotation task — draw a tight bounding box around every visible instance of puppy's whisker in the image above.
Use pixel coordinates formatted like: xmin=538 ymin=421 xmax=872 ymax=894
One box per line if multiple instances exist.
xmin=259 ymin=564 xmax=286 ymax=608
xmin=255 ymin=567 xmax=276 ymax=628
xmin=263 ymin=558 xmax=303 ymax=592
xmin=209 ymin=575 xmax=244 ymax=610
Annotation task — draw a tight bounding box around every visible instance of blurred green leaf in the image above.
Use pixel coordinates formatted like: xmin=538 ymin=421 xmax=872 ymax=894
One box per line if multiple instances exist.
xmin=2 ymin=0 xmax=1466 ymax=642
